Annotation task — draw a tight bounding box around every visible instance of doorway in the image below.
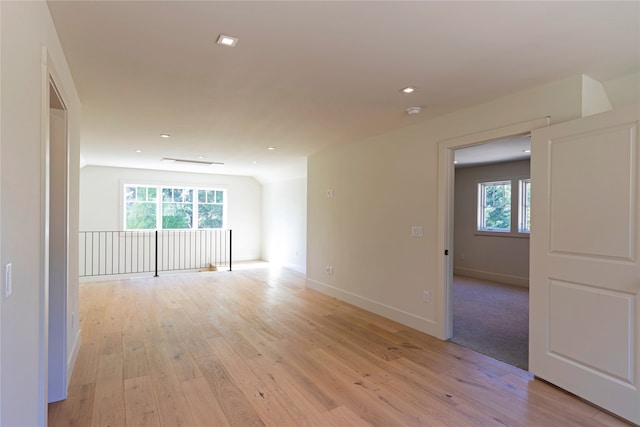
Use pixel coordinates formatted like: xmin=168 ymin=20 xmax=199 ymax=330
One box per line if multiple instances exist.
xmin=435 ymin=117 xmax=549 ymax=359
xmin=48 ymin=78 xmax=69 ymax=402
xmin=450 ymin=136 xmax=531 ymax=369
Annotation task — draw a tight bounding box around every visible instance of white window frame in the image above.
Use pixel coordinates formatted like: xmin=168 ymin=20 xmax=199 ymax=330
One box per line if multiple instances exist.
xmin=519 ymin=178 xmax=531 ymax=233
xmin=475 ymin=176 xmax=531 ymax=238
xmin=477 ymin=180 xmax=512 ymax=233
xmin=123 ymin=184 xmax=227 ymax=231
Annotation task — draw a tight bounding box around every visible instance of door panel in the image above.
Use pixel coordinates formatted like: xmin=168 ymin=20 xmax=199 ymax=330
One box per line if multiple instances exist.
xmin=549 ymin=124 xmax=635 ymax=260
xmin=548 ymin=280 xmax=634 ymax=383
xmin=530 ymin=104 xmax=640 ymax=424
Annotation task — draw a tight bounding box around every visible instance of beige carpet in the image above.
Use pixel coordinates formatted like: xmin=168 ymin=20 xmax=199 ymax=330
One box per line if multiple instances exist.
xmin=451 ymin=275 xmax=529 ymax=370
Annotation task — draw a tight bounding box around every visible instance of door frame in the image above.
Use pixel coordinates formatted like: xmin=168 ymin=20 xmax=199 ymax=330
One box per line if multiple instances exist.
xmin=436 ymin=117 xmax=550 ymax=340
xmin=40 ymin=46 xmax=71 ymax=421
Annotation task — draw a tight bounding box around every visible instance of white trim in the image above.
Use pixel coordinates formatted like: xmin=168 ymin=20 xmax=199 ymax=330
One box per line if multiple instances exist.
xmin=66 ymin=330 xmax=81 ymax=386
xmin=436 ymin=117 xmax=550 ymax=340
xmin=305 ymin=278 xmax=439 ymax=336
xmin=40 ymin=45 xmax=51 ymax=427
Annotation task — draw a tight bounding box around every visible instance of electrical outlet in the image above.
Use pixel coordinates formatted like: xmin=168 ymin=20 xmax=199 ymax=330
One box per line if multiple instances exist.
xmin=423 ymin=291 xmax=430 ymax=303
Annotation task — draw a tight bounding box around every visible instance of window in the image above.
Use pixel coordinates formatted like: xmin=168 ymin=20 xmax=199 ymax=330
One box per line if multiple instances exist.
xmin=124 ymin=185 xmax=225 ymax=230
xmin=125 ymin=186 xmax=157 ymax=230
xmin=162 ymin=188 xmax=193 ymax=229
xmin=476 ymin=178 xmax=531 ymax=235
xmin=478 ymin=181 xmax=511 ymax=232
xmin=519 ymin=179 xmax=531 ymax=233
xmin=197 ymin=189 xmax=224 ymax=229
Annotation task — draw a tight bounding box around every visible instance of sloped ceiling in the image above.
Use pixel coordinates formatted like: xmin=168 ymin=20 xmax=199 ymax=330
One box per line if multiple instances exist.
xmin=46 ymin=1 xmax=640 ymax=182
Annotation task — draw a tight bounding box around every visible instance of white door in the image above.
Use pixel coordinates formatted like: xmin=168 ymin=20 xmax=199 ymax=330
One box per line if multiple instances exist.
xmin=530 ymin=104 xmax=640 ymax=424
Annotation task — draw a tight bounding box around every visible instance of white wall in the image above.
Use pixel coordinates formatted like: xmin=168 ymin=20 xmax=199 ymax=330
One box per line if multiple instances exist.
xmin=453 ymin=160 xmax=530 ymax=287
xmin=307 ymin=76 xmax=589 ymax=337
xmin=603 ymin=72 xmax=640 ymax=109
xmin=1 ymin=1 xmax=81 ymax=424
xmin=307 ymin=74 xmax=639 ymax=338
xmin=262 ymin=177 xmax=307 ymax=274
xmin=80 ymin=166 xmax=263 ymax=262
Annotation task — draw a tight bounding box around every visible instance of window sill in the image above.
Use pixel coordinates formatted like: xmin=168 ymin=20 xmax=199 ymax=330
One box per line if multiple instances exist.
xmin=474 ymin=231 xmax=530 ymax=239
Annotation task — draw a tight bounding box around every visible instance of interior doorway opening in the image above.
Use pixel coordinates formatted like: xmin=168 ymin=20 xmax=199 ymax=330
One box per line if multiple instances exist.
xmin=436 ymin=117 xmax=550 ymax=369
xmin=450 ymin=136 xmax=531 ymax=369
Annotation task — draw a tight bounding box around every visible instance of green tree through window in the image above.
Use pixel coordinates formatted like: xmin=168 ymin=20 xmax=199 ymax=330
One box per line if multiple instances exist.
xmin=125 ymin=186 xmax=157 ymax=229
xmin=162 ymin=188 xmax=193 ymax=229
xmin=198 ymin=190 xmax=224 ymax=229
xmin=479 ymin=181 xmax=511 ymax=231
xmin=124 ymin=185 xmax=225 ymax=230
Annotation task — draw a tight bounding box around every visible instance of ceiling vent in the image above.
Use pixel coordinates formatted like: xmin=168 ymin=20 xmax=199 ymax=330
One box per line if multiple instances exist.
xmin=162 ymin=157 xmax=224 ymax=166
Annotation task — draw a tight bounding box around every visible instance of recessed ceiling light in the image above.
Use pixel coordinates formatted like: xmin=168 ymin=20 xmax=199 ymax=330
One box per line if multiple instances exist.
xmin=198 ymin=156 xmax=205 ymax=159
xmin=406 ymin=106 xmax=422 ymax=115
xmin=135 ymin=149 xmax=142 ymax=153
xmin=217 ymin=34 xmax=238 ymax=47
xmin=401 ymin=87 xmax=415 ymax=94
xmin=160 ymin=134 xmax=171 ymax=138
xmin=267 ymin=146 xmax=276 ymax=150
xmin=252 ymin=161 xmax=257 ymax=164
xmin=523 ymin=149 xmax=531 ymax=153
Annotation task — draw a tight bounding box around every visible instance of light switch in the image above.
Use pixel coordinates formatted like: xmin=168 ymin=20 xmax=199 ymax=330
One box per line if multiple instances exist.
xmin=411 ymin=226 xmax=424 ymax=237
xmin=4 ymin=263 xmax=12 ymax=300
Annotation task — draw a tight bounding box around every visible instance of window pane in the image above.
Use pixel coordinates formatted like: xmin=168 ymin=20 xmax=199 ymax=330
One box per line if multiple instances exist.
xmin=479 ymin=181 xmax=511 ymax=231
xmin=125 ymin=185 xmax=158 ymax=229
xmin=162 ymin=188 xmax=172 ymax=202
xmin=126 ymin=201 xmax=156 ymax=229
xmin=162 ymin=202 xmax=193 ymax=229
xmin=198 ymin=189 xmax=206 ymax=204
xmin=125 ymin=186 xmax=136 ymax=202
xmin=198 ymin=204 xmax=223 ymax=229
xmin=215 ymin=191 xmax=224 ymax=204
xmin=136 ymin=187 xmax=147 ymax=200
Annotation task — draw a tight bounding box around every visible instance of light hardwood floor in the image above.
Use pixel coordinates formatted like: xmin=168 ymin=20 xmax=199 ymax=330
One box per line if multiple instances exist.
xmin=49 ymin=267 xmax=631 ymax=427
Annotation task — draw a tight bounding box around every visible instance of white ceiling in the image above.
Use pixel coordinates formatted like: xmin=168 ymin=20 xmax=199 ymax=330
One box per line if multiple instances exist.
xmin=454 ymin=134 xmax=531 ymax=168
xmin=46 ymin=1 xmax=640 ymax=183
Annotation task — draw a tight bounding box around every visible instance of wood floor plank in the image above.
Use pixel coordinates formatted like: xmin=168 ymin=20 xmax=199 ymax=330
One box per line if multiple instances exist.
xmin=51 ymin=268 xmax=634 ymax=427
xmin=92 ymin=353 xmax=126 ymax=427
xmin=123 ymin=344 xmax=149 ymax=380
xmin=123 ymin=376 xmax=161 ymax=427
xmin=48 ymin=383 xmax=95 ymax=427
xmin=181 ymin=377 xmax=231 ymax=427
xmin=210 ymin=336 xmax=300 ymax=426
xmin=145 ymin=344 xmax=197 ymax=426
xmin=197 ymin=354 xmax=266 ymax=427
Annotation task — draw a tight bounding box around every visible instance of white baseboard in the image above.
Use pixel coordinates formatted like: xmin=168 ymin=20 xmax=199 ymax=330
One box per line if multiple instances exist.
xmin=453 ymin=267 xmax=529 ymax=287
xmin=67 ymin=329 xmax=81 ymax=385
xmin=305 ymin=278 xmax=439 ymax=337
xmin=283 ymin=262 xmax=306 ymax=275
